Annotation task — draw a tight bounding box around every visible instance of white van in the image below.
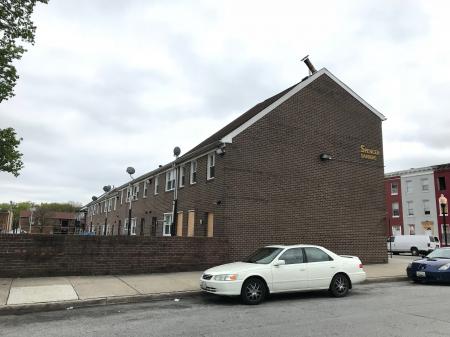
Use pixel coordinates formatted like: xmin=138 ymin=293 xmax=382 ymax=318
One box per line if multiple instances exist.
xmin=387 ymin=235 xmax=439 ymax=256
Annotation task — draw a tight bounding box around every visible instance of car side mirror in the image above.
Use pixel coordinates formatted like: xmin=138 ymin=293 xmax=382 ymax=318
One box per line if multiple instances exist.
xmin=274 ymin=260 xmax=286 ymax=267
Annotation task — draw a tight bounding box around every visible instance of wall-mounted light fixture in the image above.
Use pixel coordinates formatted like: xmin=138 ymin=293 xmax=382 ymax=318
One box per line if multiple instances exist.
xmin=319 ymin=153 xmax=333 ymax=161
xmin=216 ymin=145 xmax=226 ymax=156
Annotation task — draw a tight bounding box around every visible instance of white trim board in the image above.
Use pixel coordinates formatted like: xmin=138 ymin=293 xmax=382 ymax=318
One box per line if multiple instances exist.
xmin=220 ymin=68 xmax=386 ymax=144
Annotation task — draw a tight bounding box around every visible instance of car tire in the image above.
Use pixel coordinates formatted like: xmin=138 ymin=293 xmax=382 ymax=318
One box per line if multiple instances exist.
xmin=241 ymin=277 xmax=267 ymax=305
xmin=411 ymin=247 xmax=419 ymax=256
xmin=330 ymin=274 xmax=350 ymax=298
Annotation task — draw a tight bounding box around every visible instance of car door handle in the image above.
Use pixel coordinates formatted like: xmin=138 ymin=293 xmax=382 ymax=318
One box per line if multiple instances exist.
xmin=299 ymin=269 xmax=306 ymax=271
xmin=330 ymin=266 xmax=336 ymax=269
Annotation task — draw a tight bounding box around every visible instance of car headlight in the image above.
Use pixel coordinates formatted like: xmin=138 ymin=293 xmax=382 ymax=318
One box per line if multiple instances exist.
xmin=213 ymin=274 xmax=238 ymax=281
xmin=439 ymin=263 xmax=450 ymax=271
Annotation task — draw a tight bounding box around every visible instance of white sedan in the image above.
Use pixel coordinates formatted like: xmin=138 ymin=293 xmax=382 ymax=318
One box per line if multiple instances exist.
xmin=200 ymin=244 xmax=366 ymax=304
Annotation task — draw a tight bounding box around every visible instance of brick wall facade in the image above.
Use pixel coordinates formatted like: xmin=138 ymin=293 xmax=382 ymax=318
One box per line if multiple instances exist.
xmin=0 ymin=235 xmax=229 ymax=278
xmin=222 ymin=74 xmax=387 ymax=264
xmin=82 ymin=71 xmax=386 ymax=265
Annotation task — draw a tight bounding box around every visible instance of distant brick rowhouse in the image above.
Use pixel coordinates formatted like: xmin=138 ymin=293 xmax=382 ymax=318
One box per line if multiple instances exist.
xmin=84 ymin=67 xmax=387 ymax=263
xmin=385 ymin=164 xmax=450 ymax=243
xmin=19 ymin=211 xmax=78 ymax=235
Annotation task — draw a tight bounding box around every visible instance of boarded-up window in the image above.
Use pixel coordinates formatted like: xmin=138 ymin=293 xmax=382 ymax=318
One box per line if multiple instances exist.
xmin=188 ymin=211 xmax=195 ymax=237
xmin=207 ymin=213 xmax=214 ymax=237
xmin=177 ymin=212 xmax=183 ymax=236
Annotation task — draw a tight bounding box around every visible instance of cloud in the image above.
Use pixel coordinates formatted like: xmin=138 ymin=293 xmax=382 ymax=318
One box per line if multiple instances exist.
xmin=1 ymin=0 xmax=450 ymax=203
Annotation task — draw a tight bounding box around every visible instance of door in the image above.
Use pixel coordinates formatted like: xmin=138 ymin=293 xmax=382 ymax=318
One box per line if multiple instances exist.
xmin=392 ymin=225 xmax=401 ymax=236
xmin=271 ymin=248 xmax=308 ymax=292
xmin=187 ymin=211 xmax=195 ymax=237
xmin=304 ymin=247 xmax=336 ymax=289
xmin=177 ymin=212 xmax=183 ymax=236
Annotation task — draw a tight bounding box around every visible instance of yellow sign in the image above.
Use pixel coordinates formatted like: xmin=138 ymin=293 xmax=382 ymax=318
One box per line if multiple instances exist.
xmin=360 ymin=145 xmax=380 ymax=160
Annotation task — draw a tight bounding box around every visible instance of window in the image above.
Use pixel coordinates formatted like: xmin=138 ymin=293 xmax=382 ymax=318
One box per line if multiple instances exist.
xmin=207 ymin=153 xmax=215 ymax=180
xmin=163 ymin=213 xmax=173 ymax=236
xmin=278 ymin=248 xmax=304 ymax=264
xmin=166 ymin=169 xmax=176 ymax=191
xmin=304 ymin=247 xmax=333 ymax=262
xmin=243 ymin=247 xmax=283 ymax=264
xmin=132 ymin=184 xmax=139 ymax=200
xmin=439 ymin=177 xmax=447 ymax=191
xmin=179 ymin=166 xmax=186 ymax=187
xmin=423 ymin=200 xmax=430 ymax=215
xmin=409 ymin=224 xmax=415 ymax=235
xmin=124 ymin=218 xmax=136 ymax=235
xmin=154 ymin=175 xmax=159 ymax=195
xmin=120 ymin=190 xmax=123 ymax=205
xmin=407 ymin=201 xmax=414 ymax=216
xmin=406 ymin=180 xmax=413 ymax=193
xmin=114 ymin=197 xmax=117 ymax=210
xmin=391 ymin=183 xmax=398 ymax=195
xmin=143 ymin=181 xmax=148 ymax=198
xmin=190 ymin=161 xmax=197 ymax=184
xmin=421 ymin=178 xmax=429 ymax=192
xmin=108 ymin=199 xmax=112 ymax=212
xmin=392 ymin=202 xmax=400 ymax=217
xmin=126 ymin=186 xmax=131 ymax=202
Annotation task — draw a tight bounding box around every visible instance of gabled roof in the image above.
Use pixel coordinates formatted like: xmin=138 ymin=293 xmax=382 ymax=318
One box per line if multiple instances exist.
xmin=183 ymin=83 xmax=298 ymax=157
xmin=85 ymin=67 xmax=384 ymax=207
xmin=185 ymin=67 xmax=385 ymax=155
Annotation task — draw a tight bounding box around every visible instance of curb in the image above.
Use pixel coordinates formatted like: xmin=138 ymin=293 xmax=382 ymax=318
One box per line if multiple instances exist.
xmin=0 ymin=290 xmax=202 ymax=316
xmin=364 ymin=276 xmax=408 ymax=284
xmin=0 ymin=277 xmax=410 ymax=316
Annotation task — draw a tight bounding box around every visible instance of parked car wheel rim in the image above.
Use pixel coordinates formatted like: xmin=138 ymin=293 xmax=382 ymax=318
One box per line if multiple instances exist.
xmin=411 ymin=248 xmax=419 ymax=256
xmin=333 ymin=275 xmax=348 ymax=295
xmin=245 ymin=280 xmax=263 ymax=302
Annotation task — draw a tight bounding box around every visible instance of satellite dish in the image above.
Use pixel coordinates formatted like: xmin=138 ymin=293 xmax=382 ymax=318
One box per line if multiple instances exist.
xmin=173 ymin=146 xmax=181 ymax=157
xmin=126 ymin=167 xmax=135 ymax=175
xmin=103 ymin=185 xmax=112 ymax=193
xmin=92 ymin=196 xmax=98 ymax=201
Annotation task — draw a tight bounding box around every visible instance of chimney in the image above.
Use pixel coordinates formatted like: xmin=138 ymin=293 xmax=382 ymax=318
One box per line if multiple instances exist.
xmin=301 ymin=55 xmax=317 ymax=75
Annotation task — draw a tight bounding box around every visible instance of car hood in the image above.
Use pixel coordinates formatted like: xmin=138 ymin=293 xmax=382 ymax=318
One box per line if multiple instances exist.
xmin=204 ymin=262 xmax=266 ymax=275
xmin=413 ymin=258 xmax=450 ymax=267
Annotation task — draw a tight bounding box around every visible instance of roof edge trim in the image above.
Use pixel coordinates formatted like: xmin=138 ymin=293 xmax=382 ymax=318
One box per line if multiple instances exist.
xmin=220 ymin=68 xmax=386 ymax=143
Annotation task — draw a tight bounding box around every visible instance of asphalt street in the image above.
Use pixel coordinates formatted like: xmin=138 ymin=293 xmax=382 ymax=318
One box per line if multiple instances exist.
xmin=1 ymin=281 xmax=449 ymax=337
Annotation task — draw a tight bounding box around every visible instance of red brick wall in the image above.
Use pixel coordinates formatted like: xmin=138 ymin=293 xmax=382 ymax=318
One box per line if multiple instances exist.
xmin=385 ymin=176 xmax=403 ymax=235
xmin=0 ymin=235 xmax=229 ymax=277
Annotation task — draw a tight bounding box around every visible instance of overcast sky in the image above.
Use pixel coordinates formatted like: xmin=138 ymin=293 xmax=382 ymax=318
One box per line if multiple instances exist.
xmin=1 ymin=0 xmax=450 ymax=204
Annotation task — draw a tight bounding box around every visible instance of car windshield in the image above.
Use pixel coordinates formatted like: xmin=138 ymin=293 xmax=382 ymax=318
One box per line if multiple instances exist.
xmin=426 ymin=249 xmax=450 ymax=259
xmin=243 ymin=247 xmax=283 ymax=264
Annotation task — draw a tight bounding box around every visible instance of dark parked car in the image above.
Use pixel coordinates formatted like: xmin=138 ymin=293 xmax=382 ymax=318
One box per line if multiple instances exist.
xmin=407 ymin=248 xmax=450 ymax=283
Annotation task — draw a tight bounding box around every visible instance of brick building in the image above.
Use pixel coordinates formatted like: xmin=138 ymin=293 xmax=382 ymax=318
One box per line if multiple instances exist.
xmin=84 ymin=64 xmax=387 ymax=263
xmin=434 ymin=164 xmax=450 ymax=243
xmin=384 ymin=175 xmax=403 ymax=236
xmin=19 ymin=211 xmax=77 ymax=234
xmin=0 ymin=210 xmax=13 ymax=233
xmin=385 ymin=164 xmax=450 ymax=243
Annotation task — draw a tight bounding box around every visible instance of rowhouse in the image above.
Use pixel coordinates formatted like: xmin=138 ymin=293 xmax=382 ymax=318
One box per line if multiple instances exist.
xmin=84 ymin=59 xmax=387 ymax=263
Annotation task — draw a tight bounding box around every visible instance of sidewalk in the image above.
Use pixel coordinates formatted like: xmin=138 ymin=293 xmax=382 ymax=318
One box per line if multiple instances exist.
xmin=0 ymin=256 xmax=413 ymax=314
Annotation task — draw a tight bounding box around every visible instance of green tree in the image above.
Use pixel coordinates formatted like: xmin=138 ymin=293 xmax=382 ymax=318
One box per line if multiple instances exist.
xmin=0 ymin=127 xmax=24 ymax=176
xmin=0 ymin=0 xmax=49 ymax=102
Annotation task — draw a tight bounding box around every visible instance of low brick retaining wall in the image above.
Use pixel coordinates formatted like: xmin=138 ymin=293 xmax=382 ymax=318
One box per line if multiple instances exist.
xmin=0 ymin=235 xmax=229 ymax=277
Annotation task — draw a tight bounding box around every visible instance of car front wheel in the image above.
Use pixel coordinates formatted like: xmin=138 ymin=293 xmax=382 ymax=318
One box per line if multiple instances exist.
xmin=330 ymin=274 xmax=350 ymax=297
xmin=241 ymin=277 xmax=266 ymax=305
